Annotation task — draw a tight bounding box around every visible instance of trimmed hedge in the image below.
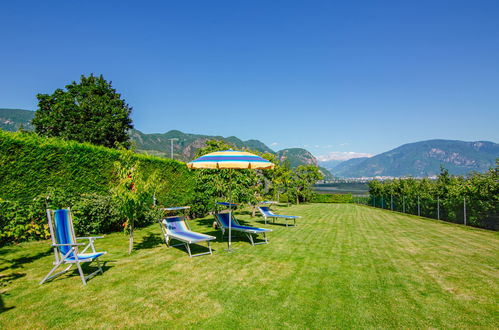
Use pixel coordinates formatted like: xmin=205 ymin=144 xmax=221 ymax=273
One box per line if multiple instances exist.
xmin=0 ymin=130 xmax=195 ymax=244
xmin=309 ymin=193 xmax=353 ymax=203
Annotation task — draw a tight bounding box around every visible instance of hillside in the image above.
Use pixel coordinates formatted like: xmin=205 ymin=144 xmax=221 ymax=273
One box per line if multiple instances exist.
xmin=333 ymin=140 xmax=498 ymax=177
xmin=0 ymin=108 xmax=322 ymax=169
xmin=0 ymin=108 xmax=34 ymax=131
xmin=130 ymin=129 xmax=275 ymax=161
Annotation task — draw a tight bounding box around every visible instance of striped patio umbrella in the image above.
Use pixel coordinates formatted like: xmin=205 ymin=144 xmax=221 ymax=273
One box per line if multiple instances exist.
xmin=187 ymin=150 xmax=275 ymax=170
xmin=187 ymin=150 xmax=274 ymax=251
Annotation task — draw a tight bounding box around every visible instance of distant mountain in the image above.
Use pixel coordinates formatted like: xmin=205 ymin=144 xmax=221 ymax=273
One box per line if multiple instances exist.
xmin=0 ymin=108 xmax=322 ymax=170
xmin=130 ymin=129 xmax=275 ymax=161
xmin=276 ymin=148 xmax=317 ymax=168
xmin=334 ymin=140 xmax=498 ymax=177
xmin=318 ymin=159 xmax=344 ymax=171
xmin=0 ymin=108 xmax=35 ymax=131
xmin=330 ymin=157 xmax=369 ymax=176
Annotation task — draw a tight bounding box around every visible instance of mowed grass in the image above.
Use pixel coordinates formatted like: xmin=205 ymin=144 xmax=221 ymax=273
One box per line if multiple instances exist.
xmin=0 ymin=204 xmax=498 ymax=328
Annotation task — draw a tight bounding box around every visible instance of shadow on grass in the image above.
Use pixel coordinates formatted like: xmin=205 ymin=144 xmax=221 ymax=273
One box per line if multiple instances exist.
xmin=134 ymin=233 xmax=164 ymax=250
xmin=0 ymin=294 xmax=15 ymax=314
xmin=0 ymin=248 xmax=52 ymax=273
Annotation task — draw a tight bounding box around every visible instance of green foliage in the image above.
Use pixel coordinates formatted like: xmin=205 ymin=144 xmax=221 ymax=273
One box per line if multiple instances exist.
xmin=72 ymin=194 xmax=121 ymax=235
xmin=310 ymin=193 xmax=353 ymax=203
xmin=289 ymin=164 xmax=324 ymax=204
xmin=32 ymin=74 xmax=133 ymax=148
xmin=367 ymin=166 xmax=498 ymax=229
xmin=0 ymin=130 xmax=194 ymax=244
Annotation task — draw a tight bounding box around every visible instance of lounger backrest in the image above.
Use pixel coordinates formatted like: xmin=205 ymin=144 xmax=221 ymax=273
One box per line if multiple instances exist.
xmin=259 ymin=206 xmax=274 ymax=216
xmin=162 ymin=216 xmax=189 ymax=235
xmin=216 ymin=213 xmax=236 ymax=228
xmin=53 ymin=209 xmax=75 ymax=256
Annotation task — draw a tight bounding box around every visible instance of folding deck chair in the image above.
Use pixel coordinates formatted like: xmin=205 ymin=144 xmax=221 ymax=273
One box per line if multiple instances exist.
xmin=214 ymin=211 xmax=272 ymax=246
xmin=159 ymin=206 xmax=216 ymax=257
xmin=258 ymin=201 xmax=300 ymax=227
xmin=40 ymin=208 xmax=106 ymax=285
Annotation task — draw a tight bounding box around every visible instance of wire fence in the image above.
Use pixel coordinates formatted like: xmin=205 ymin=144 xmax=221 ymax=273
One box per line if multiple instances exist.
xmin=353 ymin=195 xmax=498 ymax=230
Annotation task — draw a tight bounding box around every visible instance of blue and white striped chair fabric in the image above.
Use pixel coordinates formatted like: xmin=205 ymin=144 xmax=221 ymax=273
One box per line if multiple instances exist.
xmin=160 ymin=216 xmax=216 ymax=257
xmin=258 ymin=206 xmax=299 ymax=227
xmin=40 ymin=208 xmax=106 ymax=285
xmin=214 ymin=212 xmax=271 ymax=245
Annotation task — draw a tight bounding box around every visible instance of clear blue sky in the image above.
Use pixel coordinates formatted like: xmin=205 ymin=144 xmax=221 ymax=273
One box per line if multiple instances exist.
xmin=1 ymin=0 xmax=498 ymax=160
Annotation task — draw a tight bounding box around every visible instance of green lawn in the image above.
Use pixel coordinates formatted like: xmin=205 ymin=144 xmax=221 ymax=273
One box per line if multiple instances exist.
xmin=1 ymin=204 xmax=498 ymax=328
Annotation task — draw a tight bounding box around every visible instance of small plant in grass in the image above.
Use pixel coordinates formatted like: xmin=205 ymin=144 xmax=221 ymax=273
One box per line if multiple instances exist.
xmin=112 ymin=150 xmax=163 ymax=254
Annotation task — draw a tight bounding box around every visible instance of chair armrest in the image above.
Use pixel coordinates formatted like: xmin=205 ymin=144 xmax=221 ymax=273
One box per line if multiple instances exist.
xmin=51 ymin=243 xmax=85 ymax=247
xmin=76 ymin=236 xmax=104 ymax=240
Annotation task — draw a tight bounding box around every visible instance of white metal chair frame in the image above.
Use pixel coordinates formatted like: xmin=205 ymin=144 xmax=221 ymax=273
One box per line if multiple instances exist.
xmin=258 ymin=204 xmax=300 ymax=227
xmin=40 ymin=208 xmax=106 ymax=285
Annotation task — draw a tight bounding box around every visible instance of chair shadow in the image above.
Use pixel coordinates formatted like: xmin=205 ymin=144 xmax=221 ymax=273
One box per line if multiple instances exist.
xmin=134 ymin=233 xmax=163 ymax=250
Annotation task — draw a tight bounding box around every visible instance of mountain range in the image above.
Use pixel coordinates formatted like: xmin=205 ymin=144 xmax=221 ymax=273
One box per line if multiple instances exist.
xmin=0 ymin=108 xmax=328 ymax=176
xmin=2 ymin=108 xmax=497 ymax=178
xmin=321 ymin=140 xmax=498 ymax=177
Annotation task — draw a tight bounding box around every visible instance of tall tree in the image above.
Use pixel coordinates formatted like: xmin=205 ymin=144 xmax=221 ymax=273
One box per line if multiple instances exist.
xmin=32 ymin=74 xmax=133 ymax=148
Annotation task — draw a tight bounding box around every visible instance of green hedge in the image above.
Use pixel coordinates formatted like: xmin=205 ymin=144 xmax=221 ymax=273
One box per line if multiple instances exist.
xmin=309 ymin=193 xmax=353 ymax=203
xmin=0 ymin=130 xmax=195 ymax=244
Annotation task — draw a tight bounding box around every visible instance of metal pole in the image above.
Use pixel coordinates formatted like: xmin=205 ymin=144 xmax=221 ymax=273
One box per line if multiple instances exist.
xmin=437 ymin=197 xmax=440 ymax=220
xmin=403 ymin=196 xmax=405 ymax=213
xmin=463 ymin=197 xmax=467 ymax=226
xmin=418 ymin=196 xmax=420 ymax=216
xmin=391 ymin=194 xmax=393 ymax=211
xmin=227 ymin=169 xmax=234 ymax=252
xmin=381 ymin=196 xmax=384 ymax=209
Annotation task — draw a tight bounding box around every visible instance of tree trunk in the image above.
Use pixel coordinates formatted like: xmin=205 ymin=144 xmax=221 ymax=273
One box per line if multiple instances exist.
xmin=128 ymin=221 xmax=134 ymax=255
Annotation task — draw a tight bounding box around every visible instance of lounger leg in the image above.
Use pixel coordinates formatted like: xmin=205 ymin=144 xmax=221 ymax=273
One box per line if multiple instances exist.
xmin=208 ymin=241 xmax=212 ymax=255
xmin=76 ymin=261 xmax=87 ymax=285
xmin=97 ymin=258 xmax=104 ymax=274
xmin=246 ymin=233 xmax=255 ymax=246
xmin=185 ymin=243 xmax=192 ymax=257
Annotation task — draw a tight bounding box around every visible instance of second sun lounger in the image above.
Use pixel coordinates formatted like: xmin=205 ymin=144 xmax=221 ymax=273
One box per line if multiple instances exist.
xmin=258 ymin=204 xmax=300 ymax=227
xmin=214 ymin=212 xmax=272 ymax=246
xmin=159 ymin=216 xmax=216 ymax=257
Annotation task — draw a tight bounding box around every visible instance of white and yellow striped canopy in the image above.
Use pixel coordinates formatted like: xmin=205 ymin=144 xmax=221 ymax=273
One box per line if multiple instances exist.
xmin=187 ymin=150 xmax=275 ymax=169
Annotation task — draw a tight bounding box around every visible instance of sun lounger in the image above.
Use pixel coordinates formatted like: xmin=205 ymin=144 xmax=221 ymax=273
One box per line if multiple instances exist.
xmin=258 ymin=204 xmax=300 ymax=227
xmin=214 ymin=211 xmax=271 ymax=245
xmin=159 ymin=216 xmax=216 ymax=257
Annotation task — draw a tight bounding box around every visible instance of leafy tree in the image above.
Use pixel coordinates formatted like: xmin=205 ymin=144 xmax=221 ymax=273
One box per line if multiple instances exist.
xmin=290 ymin=165 xmax=324 ymax=204
xmin=32 ymin=74 xmax=133 ymax=148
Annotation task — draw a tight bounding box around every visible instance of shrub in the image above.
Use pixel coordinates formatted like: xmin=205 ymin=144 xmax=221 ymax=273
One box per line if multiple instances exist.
xmin=309 ymin=193 xmax=353 ymax=203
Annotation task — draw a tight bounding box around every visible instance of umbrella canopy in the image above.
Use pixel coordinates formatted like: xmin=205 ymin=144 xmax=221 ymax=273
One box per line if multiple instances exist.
xmin=187 ymin=150 xmax=275 ymax=169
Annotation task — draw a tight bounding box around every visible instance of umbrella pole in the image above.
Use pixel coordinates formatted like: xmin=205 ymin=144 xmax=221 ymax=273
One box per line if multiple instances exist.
xmin=227 ymin=169 xmax=233 ymax=252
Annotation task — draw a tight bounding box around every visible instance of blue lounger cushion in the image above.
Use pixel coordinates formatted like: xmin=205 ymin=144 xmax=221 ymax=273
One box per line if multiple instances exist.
xmin=162 ymin=217 xmax=216 ymax=244
xmin=216 ymin=213 xmax=272 ymax=233
xmin=259 ymin=206 xmax=299 ymax=219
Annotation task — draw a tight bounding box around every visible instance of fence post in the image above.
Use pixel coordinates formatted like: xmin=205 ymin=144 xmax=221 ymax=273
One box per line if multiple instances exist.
xmin=381 ymin=196 xmax=384 ymax=209
xmin=437 ymin=197 xmax=440 ymax=220
xmin=464 ymin=197 xmax=467 ymax=226
xmin=373 ymin=196 xmax=375 ymax=207
xmin=391 ymin=194 xmax=393 ymax=211
xmin=403 ymin=196 xmax=405 ymax=213
xmin=418 ymin=196 xmax=421 ymax=216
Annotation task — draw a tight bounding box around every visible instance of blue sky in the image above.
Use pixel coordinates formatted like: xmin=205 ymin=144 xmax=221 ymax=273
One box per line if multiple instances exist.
xmin=1 ymin=1 xmax=498 ymax=160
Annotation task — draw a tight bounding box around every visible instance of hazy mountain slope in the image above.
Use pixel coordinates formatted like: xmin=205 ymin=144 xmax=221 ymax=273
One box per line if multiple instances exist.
xmin=0 ymin=108 xmax=35 ymax=131
xmin=276 ymin=148 xmax=317 ymax=168
xmin=331 ymin=157 xmax=370 ymax=177
xmin=335 ymin=140 xmax=498 ymax=177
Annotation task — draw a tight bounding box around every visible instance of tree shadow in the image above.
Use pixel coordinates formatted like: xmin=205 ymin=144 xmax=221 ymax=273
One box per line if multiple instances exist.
xmin=0 ymin=248 xmax=52 ymax=273
xmin=134 ymin=233 xmax=164 ymax=250
xmin=0 ymin=273 xmax=27 ymax=314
